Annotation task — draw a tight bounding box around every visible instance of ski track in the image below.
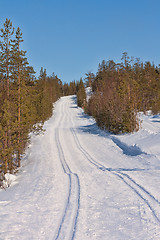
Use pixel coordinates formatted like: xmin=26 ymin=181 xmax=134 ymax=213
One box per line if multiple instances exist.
xmin=1 ymin=95 xmax=160 ymax=239
xmin=64 ymin=97 xmax=160 ymax=227
xmin=53 ymin=101 xmax=80 ymax=240
xmin=70 ymin=126 xmax=160 ymax=224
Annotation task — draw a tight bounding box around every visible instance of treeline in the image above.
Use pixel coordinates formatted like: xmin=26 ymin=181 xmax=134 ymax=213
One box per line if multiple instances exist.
xmin=63 ymin=78 xmax=86 ymax=108
xmin=63 ymin=81 xmax=77 ymax=96
xmin=77 ymin=52 xmax=160 ymax=134
xmin=0 ymin=19 xmax=63 ymax=179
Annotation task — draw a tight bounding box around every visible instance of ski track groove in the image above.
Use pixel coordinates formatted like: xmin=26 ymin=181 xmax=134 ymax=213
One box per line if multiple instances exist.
xmin=54 ymin=97 xmax=160 ymax=239
xmin=63 ymin=100 xmax=81 ymax=240
xmin=69 ymin=120 xmax=160 ymax=225
xmin=54 ymin=103 xmax=80 ymax=240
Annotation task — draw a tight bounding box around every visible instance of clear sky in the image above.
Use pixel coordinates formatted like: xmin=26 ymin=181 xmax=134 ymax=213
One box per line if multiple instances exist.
xmin=1 ymin=0 xmax=160 ymax=83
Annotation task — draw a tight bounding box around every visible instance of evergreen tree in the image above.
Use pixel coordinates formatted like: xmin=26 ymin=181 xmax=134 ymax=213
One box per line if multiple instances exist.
xmin=0 ymin=19 xmax=14 ymax=173
xmin=0 ymin=19 xmax=64 ymax=183
xmin=86 ymin=54 xmax=140 ymax=134
xmin=11 ymin=27 xmax=29 ymax=167
xmin=76 ymin=78 xmax=86 ymax=108
xmin=84 ymin=72 xmax=95 ymax=88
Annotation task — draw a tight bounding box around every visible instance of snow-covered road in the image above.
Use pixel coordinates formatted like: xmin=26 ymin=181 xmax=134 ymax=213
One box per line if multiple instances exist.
xmin=0 ymin=96 xmax=160 ymax=239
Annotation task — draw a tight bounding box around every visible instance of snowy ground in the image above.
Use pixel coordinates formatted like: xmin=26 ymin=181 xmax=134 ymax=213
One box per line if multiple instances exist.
xmin=0 ymin=95 xmax=160 ymax=240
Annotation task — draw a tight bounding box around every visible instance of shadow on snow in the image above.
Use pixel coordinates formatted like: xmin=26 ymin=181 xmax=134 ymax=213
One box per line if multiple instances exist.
xmin=71 ymin=96 xmax=146 ymax=157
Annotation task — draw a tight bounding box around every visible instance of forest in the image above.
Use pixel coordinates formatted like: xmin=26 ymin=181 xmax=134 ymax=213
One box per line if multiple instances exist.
xmin=1 ymin=18 xmax=160 ymax=184
xmin=0 ymin=19 xmax=63 ymax=181
xmin=77 ymin=53 xmax=160 ymax=134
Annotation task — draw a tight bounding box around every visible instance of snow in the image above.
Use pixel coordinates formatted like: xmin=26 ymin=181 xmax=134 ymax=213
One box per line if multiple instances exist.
xmin=0 ymin=95 xmax=160 ymax=239
xmin=2 ymin=173 xmax=18 ymax=188
xmin=85 ymin=87 xmax=92 ymax=102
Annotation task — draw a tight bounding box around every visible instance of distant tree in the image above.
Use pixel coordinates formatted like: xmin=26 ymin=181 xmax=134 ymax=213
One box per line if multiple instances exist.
xmin=63 ymin=83 xmax=70 ymax=96
xmin=62 ymin=81 xmax=77 ymax=96
xmin=69 ymin=80 xmax=76 ymax=95
xmin=84 ymin=72 xmax=95 ymax=88
xmin=76 ymin=78 xmax=86 ymax=108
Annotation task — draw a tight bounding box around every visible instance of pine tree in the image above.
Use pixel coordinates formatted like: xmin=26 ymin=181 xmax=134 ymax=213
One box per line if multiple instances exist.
xmin=0 ymin=19 xmax=14 ymax=173
xmin=84 ymin=72 xmax=95 ymax=88
xmin=11 ymin=27 xmax=29 ymax=167
xmin=0 ymin=19 xmax=64 ymax=181
xmin=86 ymin=55 xmax=140 ymax=134
xmin=77 ymin=78 xmax=86 ymax=108
xmin=38 ymin=67 xmax=52 ymax=121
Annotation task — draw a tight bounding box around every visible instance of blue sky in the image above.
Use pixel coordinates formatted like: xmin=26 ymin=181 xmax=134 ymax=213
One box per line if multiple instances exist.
xmin=1 ymin=0 xmax=160 ymax=83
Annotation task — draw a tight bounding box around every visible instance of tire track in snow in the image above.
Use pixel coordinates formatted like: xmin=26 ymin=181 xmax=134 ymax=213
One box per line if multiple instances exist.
xmin=54 ymin=128 xmax=80 ymax=240
xmin=70 ymin=126 xmax=160 ymax=224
